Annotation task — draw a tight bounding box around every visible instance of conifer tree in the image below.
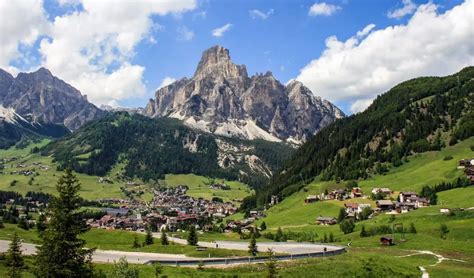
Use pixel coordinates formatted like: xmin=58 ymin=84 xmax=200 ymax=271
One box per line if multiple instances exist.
xmin=360 ymin=225 xmax=368 ymax=237
xmin=265 ymin=249 xmax=278 ymax=278
xmin=187 ymin=225 xmax=198 ymax=246
xmin=248 ymin=233 xmax=258 ymax=256
xmin=160 ymin=231 xmax=169 ymax=245
xmin=6 ymin=233 xmax=24 ymax=278
xmin=34 ymin=169 xmax=94 ymax=278
xmin=132 ymin=234 xmax=140 ymax=249
xmin=36 ymin=213 xmax=47 ymax=233
xmin=274 ymin=226 xmax=283 ymax=242
xmin=145 ymin=227 xmax=154 ymax=245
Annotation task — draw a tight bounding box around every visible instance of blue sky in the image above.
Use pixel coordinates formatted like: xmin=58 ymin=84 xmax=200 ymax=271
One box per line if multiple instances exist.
xmin=1 ymin=0 xmax=472 ymax=114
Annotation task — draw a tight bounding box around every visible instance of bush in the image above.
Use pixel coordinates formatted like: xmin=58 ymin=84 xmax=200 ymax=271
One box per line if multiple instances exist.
xmin=443 ymin=155 xmax=453 ymax=161
xmin=339 ymin=220 xmax=355 ymax=234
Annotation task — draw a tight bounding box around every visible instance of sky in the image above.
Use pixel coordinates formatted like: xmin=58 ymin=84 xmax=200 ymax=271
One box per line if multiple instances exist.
xmin=0 ymin=0 xmax=473 ymax=114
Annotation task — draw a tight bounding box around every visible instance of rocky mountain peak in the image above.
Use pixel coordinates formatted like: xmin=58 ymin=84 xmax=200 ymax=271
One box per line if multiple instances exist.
xmin=0 ymin=67 xmax=105 ymax=131
xmin=145 ymin=46 xmax=344 ymax=143
xmin=194 ymin=45 xmax=247 ymax=80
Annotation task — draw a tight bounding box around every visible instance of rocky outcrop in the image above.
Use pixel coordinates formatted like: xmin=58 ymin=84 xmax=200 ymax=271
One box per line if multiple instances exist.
xmin=0 ymin=67 xmax=105 ymax=131
xmin=145 ymin=46 xmax=344 ymax=143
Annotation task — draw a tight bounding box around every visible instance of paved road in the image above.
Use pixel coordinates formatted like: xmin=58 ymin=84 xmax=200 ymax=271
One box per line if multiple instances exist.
xmin=160 ymin=234 xmax=342 ymax=254
xmin=0 ymin=236 xmax=345 ymax=265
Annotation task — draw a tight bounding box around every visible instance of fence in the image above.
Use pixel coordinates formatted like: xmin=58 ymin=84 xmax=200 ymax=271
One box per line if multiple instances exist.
xmin=145 ymin=247 xmax=346 ymax=266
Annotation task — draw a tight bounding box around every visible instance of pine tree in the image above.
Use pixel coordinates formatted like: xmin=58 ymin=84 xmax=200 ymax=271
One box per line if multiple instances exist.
xmin=329 ymin=232 xmax=334 ymax=243
xmin=160 ymin=231 xmax=169 ymax=245
xmin=408 ymin=223 xmax=417 ymax=234
xmin=145 ymin=227 xmax=154 ymax=245
xmin=360 ymin=225 xmax=368 ymax=237
xmin=265 ymin=249 xmax=278 ymax=278
xmin=260 ymin=221 xmax=267 ymax=231
xmin=6 ymin=233 xmax=24 ymax=278
xmin=132 ymin=234 xmax=140 ymax=249
xmin=274 ymin=227 xmax=283 ymax=242
xmin=187 ymin=225 xmax=198 ymax=246
xmin=337 ymin=208 xmax=347 ymax=223
xmin=248 ymin=233 xmax=258 ymax=256
xmin=197 ymin=261 xmax=204 ymax=271
xmin=323 ymin=233 xmax=328 ymax=243
xmin=154 ymin=262 xmax=163 ymax=278
xmin=36 ymin=213 xmax=47 ymax=233
xmin=33 ymin=169 xmax=94 ymax=278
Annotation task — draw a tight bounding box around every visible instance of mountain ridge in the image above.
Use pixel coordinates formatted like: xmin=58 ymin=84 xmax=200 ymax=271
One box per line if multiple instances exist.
xmin=145 ymin=45 xmax=344 ymax=143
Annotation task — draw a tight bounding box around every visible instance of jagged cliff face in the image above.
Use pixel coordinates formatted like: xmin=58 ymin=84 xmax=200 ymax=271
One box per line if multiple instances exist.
xmin=145 ymin=46 xmax=344 ymax=143
xmin=0 ymin=67 xmax=105 ymax=131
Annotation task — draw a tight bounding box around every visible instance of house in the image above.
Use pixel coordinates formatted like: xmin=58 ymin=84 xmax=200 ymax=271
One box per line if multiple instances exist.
xmin=399 ymin=192 xmax=418 ymax=203
xmin=376 ymin=200 xmax=395 ymax=211
xmin=327 ymin=189 xmax=348 ymax=201
xmin=350 ymin=187 xmax=363 ymax=198
xmin=316 ymin=216 xmax=337 ymax=225
xmin=305 ymin=195 xmax=319 ymax=204
xmin=380 ymin=236 xmax=393 ymax=246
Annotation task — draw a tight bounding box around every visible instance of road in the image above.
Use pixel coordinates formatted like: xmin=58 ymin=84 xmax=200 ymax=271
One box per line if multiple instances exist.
xmin=0 ymin=237 xmax=345 ymax=265
xmin=162 ymin=234 xmax=342 ymax=254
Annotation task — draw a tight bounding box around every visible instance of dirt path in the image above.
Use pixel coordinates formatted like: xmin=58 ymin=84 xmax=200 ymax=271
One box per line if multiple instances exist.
xmin=397 ymin=250 xmax=466 ymax=277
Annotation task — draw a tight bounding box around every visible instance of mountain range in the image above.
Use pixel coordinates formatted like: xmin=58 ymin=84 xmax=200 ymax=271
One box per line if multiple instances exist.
xmin=144 ymin=46 xmax=344 ymax=143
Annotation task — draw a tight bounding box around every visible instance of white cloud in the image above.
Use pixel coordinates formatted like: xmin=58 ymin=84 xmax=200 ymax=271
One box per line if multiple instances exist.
xmin=37 ymin=0 xmax=196 ymax=105
xmin=193 ymin=10 xmax=207 ymax=19
xmin=296 ymin=1 xmax=474 ymax=114
xmin=249 ymin=9 xmax=274 ymax=20
xmin=356 ymin=23 xmax=375 ymax=38
xmin=158 ymin=76 xmax=177 ymax=90
xmin=350 ymin=99 xmax=373 ymax=114
xmin=0 ymin=0 xmax=49 ymax=72
xmin=1 ymin=0 xmax=196 ymax=105
xmin=177 ymin=26 xmax=195 ymax=41
xmin=212 ymin=23 xmax=232 ymax=37
xmin=309 ymin=2 xmax=341 ymax=16
xmin=388 ymin=0 xmax=417 ymax=19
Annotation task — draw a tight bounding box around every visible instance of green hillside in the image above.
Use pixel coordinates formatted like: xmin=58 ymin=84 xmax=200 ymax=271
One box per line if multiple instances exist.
xmin=41 ymin=112 xmax=294 ymax=189
xmin=0 ymin=141 xmax=252 ymax=202
xmin=263 ymin=67 xmax=474 ymax=205
xmin=258 ymin=137 xmax=473 ymax=231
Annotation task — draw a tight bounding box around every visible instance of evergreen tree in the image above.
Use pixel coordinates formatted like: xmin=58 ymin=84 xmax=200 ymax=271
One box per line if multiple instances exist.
xmin=323 ymin=233 xmax=328 ymax=243
xmin=440 ymin=224 xmax=449 ymax=239
xmin=340 ymin=220 xmax=355 ymax=234
xmin=265 ymin=249 xmax=278 ymax=278
xmin=337 ymin=208 xmax=347 ymax=223
xmin=145 ymin=227 xmax=154 ymax=245
xmin=6 ymin=233 xmax=24 ymax=278
xmin=197 ymin=261 xmax=205 ymax=271
xmin=274 ymin=227 xmax=284 ymax=242
xmin=329 ymin=232 xmax=334 ymax=243
xmin=33 ymin=169 xmax=94 ymax=278
xmin=17 ymin=218 xmax=29 ymax=230
xmin=248 ymin=233 xmax=258 ymax=256
xmin=260 ymin=221 xmax=267 ymax=231
xmin=132 ymin=234 xmax=140 ymax=249
xmin=187 ymin=225 xmax=198 ymax=246
xmin=36 ymin=213 xmax=47 ymax=233
xmin=108 ymin=257 xmax=139 ymax=278
xmin=408 ymin=223 xmax=417 ymax=234
xmin=160 ymin=231 xmax=169 ymax=245
xmin=360 ymin=225 xmax=368 ymax=237
xmin=154 ymin=262 xmax=163 ymax=278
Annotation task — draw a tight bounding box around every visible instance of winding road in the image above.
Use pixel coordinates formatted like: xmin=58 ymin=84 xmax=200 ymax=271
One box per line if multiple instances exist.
xmin=0 ymin=236 xmax=345 ymax=266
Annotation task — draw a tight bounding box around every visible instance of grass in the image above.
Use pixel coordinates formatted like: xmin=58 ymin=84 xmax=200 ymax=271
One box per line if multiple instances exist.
xmin=164 ymin=174 xmax=252 ymax=204
xmin=0 ymin=144 xmax=252 ymax=203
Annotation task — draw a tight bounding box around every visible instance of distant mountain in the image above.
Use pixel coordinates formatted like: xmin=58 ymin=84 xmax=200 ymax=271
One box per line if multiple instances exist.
xmin=0 ymin=105 xmax=69 ymax=149
xmin=42 ymin=112 xmax=295 ymax=188
xmin=0 ymin=67 xmax=105 ymax=131
xmin=258 ymin=67 xmax=474 ymax=205
xmin=145 ymin=46 xmax=344 ymax=143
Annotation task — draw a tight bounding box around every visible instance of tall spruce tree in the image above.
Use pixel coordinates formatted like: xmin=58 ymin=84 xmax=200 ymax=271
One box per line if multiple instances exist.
xmin=6 ymin=232 xmax=24 ymax=278
xmin=187 ymin=225 xmax=198 ymax=246
xmin=145 ymin=227 xmax=154 ymax=245
xmin=160 ymin=231 xmax=169 ymax=245
xmin=248 ymin=233 xmax=258 ymax=256
xmin=34 ymin=169 xmax=94 ymax=277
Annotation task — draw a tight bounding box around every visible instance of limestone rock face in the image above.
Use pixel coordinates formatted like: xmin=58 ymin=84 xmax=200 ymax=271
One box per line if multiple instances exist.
xmin=0 ymin=67 xmax=105 ymax=130
xmin=145 ymin=46 xmax=345 ymax=143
